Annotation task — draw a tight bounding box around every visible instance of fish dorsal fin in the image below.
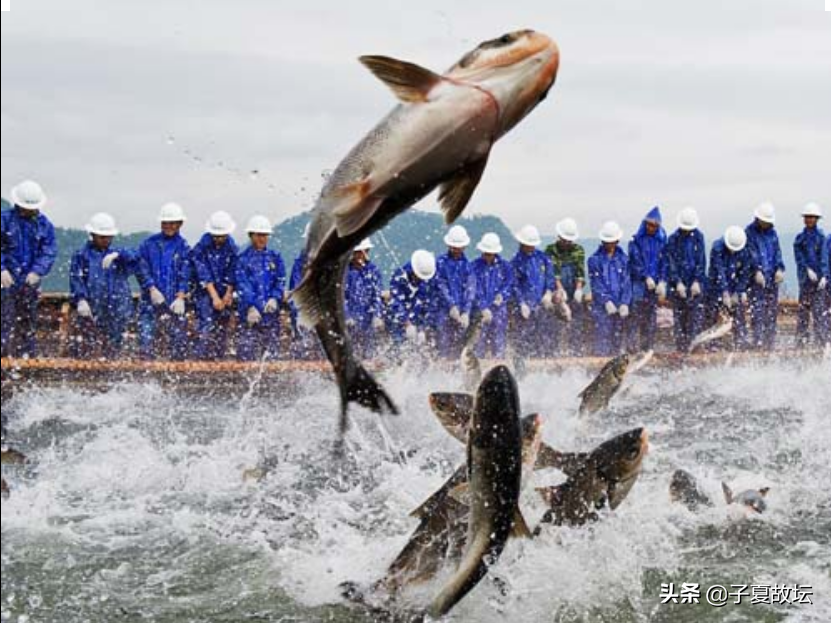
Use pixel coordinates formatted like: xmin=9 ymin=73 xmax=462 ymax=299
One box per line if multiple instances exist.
xmin=438 ymin=156 xmax=489 ymax=225
xmin=329 ymin=180 xmax=384 ymax=239
xmin=721 ymin=482 xmax=733 ymax=504
xmin=510 ymin=508 xmax=533 ymax=539
xmin=359 ymin=55 xmax=442 ymax=103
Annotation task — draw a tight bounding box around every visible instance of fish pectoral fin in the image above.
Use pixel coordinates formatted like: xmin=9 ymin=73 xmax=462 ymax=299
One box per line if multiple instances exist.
xmin=510 ymin=508 xmax=533 ymax=539
xmin=359 ymin=55 xmax=442 ymax=103
xmin=331 ymin=180 xmax=383 ymax=238
xmin=721 ymin=482 xmax=733 ymax=504
xmin=438 ymin=155 xmax=490 ymax=225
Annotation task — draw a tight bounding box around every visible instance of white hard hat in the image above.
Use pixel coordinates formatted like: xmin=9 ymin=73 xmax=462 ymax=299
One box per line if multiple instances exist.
xmin=555 ymin=218 xmax=579 ymax=242
xmin=159 ymin=202 xmax=187 ymax=223
xmin=411 ymin=249 xmax=436 ymax=280
xmin=677 ymin=207 xmax=700 ymax=231
xmin=205 ymin=211 xmax=236 ymax=236
xmin=801 ymin=202 xmax=823 ymax=218
xmin=724 ymin=226 xmax=747 ymax=253
xmin=444 ymin=225 xmax=471 ymax=248
xmin=599 ymin=221 xmax=623 ymax=243
xmin=354 ymin=237 xmax=374 ymax=252
xmin=10 ymin=180 xmax=47 ymax=211
xmin=245 ymin=215 xmax=273 ymax=234
xmin=476 ymin=232 xmax=503 ymax=254
xmin=754 ymin=202 xmax=776 ymax=225
xmin=515 ymin=224 xmax=542 ymax=247
xmin=85 ymin=212 xmax=119 ymax=237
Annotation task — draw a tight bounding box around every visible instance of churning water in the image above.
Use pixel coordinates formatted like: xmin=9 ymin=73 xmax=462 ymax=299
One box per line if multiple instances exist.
xmin=2 ymin=356 xmax=828 ymax=622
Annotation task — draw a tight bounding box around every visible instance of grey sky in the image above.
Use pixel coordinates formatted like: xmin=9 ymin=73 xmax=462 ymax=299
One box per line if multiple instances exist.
xmin=2 ymin=0 xmax=829 ymax=242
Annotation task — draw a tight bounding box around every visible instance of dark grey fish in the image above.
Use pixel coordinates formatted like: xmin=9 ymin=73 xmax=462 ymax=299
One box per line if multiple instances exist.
xmin=669 ymin=469 xmax=714 ymax=511
xmin=722 ymin=482 xmax=770 ymax=514
xmin=578 ymin=350 xmax=653 ymax=415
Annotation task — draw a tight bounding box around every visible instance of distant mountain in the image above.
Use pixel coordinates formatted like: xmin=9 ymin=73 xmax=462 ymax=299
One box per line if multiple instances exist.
xmin=0 ymin=198 xmax=808 ymax=296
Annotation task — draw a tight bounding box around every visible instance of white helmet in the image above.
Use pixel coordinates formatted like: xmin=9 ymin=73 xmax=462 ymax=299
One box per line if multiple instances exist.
xmin=245 ymin=215 xmax=273 ymax=234
xmin=85 ymin=212 xmax=119 ymax=237
xmin=599 ymin=221 xmax=623 ymax=243
xmin=476 ymin=232 xmax=503 ymax=254
xmin=205 ymin=211 xmax=236 ymax=236
xmin=754 ymin=202 xmax=776 ymax=225
xmin=555 ymin=218 xmax=579 ymax=242
xmin=159 ymin=202 xmax=186 ymax=223
xmin=411 ymin=249 xmax=436 ymax=280
xmin=11 ymin=180 xmax=47 ymax=211
xmin=444 ymin=225 xmax=471 ymax=248
xmin=724 ymin=226 xmax=747 ymax=252
xmin=677 ymin=207 xmax=700 ymax=231
xmin=515 ymin=224 xmax=542 ymax=247
xmin=354 ymin=237 xmax=374 ymax=252
xmin=801 ymin=202 xmax=823 ymax=218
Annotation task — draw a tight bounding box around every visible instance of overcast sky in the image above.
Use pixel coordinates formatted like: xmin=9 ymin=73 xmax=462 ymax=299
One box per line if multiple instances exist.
xmin=2 ymin=0 xmax=829 ymax=241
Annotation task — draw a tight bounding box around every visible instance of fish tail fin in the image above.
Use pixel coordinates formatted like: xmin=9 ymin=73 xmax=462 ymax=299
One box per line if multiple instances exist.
xmin=344 ymin=363 xmax=399 ymax=416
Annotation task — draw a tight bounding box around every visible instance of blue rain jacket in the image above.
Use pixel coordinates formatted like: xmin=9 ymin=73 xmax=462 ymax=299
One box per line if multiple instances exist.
xmin=510 ymin=249 xmax=555 ymax=308
xmin=137 ymin=233 xmax=192 ymax=303
xmin=191 ymin=233 xmax=239 ymax=297
xmin=345 ymin=262 xmax=383 ymax=325
xmin=471 ymin=255 xmax=514 ymax=312
xmin=664 ymin=229 xmax=707 ymax=288
xmin=628 ymin=207 xmax=667 ymax=300
xmin=70 ymin=243 xmax=138 ymax=319
xmin=388 ymin=263 xmax=437 ymax=331
xmin=588 ymin=245 xmax=632 ymax=308
xmin=794 ymin=226 xmax=826 ymax=286
xmin=435 ymin=252 xmax=475 ymax=315
xmin=745 ymin=222 xmax=785 ymax=280
xmin=707 ymin=239 xmax=753 ymax=295
xmin=1 ymin=207 xmax=58 ymax=280
xmin=823 ymin=235 xmax=831 ymax=279
xmin=235 ymin=247 xmax=286 ymax=313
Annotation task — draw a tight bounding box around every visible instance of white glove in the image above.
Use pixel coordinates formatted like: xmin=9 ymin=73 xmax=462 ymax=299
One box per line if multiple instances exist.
xmin=819 ymin=277 xmax=828 ymax=290
xmin=573 ymin=287 xmax=584 ymax=304
xmin=247 ymin=306 xmax=262 ymax=326
xmin=655 ymin=281 xmax=667 ymax=299
xmin=618 ymin=304 xmax=630 ymax=318
xmin=774 ymin=270 xmax=785 ymax=284
xmin=754 ymin=271 xmax=766 ymax=288
xmin=675 ymin=282 xmax=687 ymax=299
xmin=690 ymin=281 xmax=702 ymax=298
xmin=149 ymin=286 xmax=166 ymax=306
xmin=541 ymin=290 xmax=554 ymax=310
xmin=520 ymin=303 xmax=531 ymax=320
xmin=493 ymin=293 xmax=504 ymax=307
xmin=0 ymin=270 xmax=13 ymax=289
xmin=76 ymin=299 xmax=93 ymax=318
xmin=405 ymin=324 xmax=418 ymax=341
xmin=481 ymin=308 xmax=493 ymax=324
xmin=605 ymin=301 xmax=618 ymax=316
xmin=449 ymin=306 xmax=461 ymax=322
xmin=459 ymin=313 xmax=470 ymax=329
xmin=416 ymin=331 xmax=427 ymax=346
xmin=740 ymin=292 xmax=749 ymax=305
xmin=807 ymin=268 xmax=818 ymax=283
xmin=372 ymin=316 xmax=385 ymax=331
xmin=645 ymin=277 xmax=656 ymax=291
xmin=170 ymin=297 xmax=186 ymax=316
xmin=102 ymin=252 xmax=120 ymax=270
xmin=25 ymin=272 xmax=41 ymax=287
xmin=722 ymin=292 xmax=733 ymax=309
xmin=264 ymin=298 xmax=279 ymax=314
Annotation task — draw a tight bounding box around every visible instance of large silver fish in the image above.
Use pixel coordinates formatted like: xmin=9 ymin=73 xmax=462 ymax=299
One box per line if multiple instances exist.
xmin=578 ymin=350 xmax=653 ymax=415
xmin=293 ymin=31 xmax=560 ymax=436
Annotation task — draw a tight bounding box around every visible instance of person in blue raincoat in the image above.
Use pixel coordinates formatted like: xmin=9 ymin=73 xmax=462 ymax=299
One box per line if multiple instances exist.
xmin=745 ymin=202 xmax=786 ymax=351
xmin=627 ymin=206 xmax=667 ymax=352
xmin=434 ymin=225 xmax=475 ymax=360
xmin=707 ymin=226 xmax=754 ymax=350
xmin=1 ymin=181 xmax=57 ymax=357
xmin=471 ymin=233 xmax=514 ymax=358
xmin=190 ymin=211 xmax=238 ymax=360
xmin=664 ymin=207 xmax=708 ymax=352
xmin=387 ymin=250 xmax=437 ymax=354
xmin=588 ymin=221 xmax=632 ymax=356
xmin=136 ymin=203 xmax=192 ymax=360
xmin=288 ymin=223 xmax=320 ymax=360
xmin=235 ymin=215 xmax=286 ymax=361
xmin=545 ymin=218 xmax=587 ymax=356
xmin=344 ymin=238 xmax=385 ymax=359
xmin=793 ymin=202 xmax=826 ymax=348
xmin=69 ymin=213 xmax=138 ymax=358
xmin=510 ymin=225 xmax=556 ymax=358
xmin=821 ymin=231 xmax=831 ymax=345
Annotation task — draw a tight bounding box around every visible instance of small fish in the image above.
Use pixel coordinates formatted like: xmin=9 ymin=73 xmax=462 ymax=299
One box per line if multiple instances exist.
xmin=689 ymin=312 xmax=733 ymax=353
xmin=722 ymin=482 xmax=769 ymax=515
xmin=460 ymin=311 xmax=484 ymax=391
xmin=578 ymin=351 xmax=652 ymax=415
